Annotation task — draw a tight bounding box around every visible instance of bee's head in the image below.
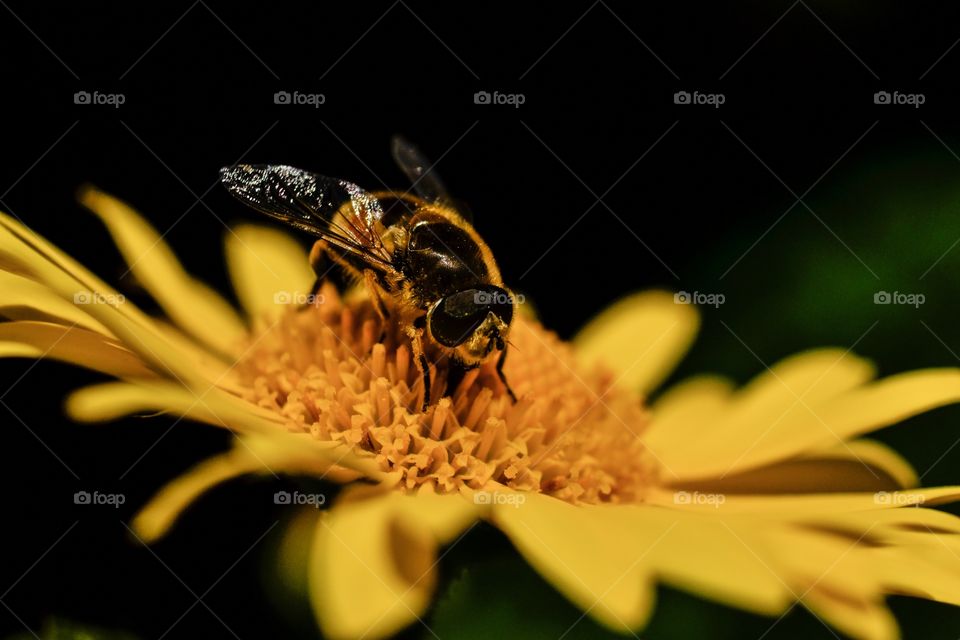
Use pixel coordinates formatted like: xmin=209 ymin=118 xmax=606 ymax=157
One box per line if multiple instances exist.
xmin=427 ymin=285 xmax=515 ymax=365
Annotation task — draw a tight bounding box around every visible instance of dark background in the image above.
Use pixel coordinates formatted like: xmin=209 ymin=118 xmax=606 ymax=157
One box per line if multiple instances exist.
xmin=4 ymin=2 xmax=960 ymax=638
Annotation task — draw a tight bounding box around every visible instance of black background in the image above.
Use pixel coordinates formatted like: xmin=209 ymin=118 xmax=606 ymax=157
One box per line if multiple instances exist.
xmin=4 ymin=2 xmax=960 ymax=639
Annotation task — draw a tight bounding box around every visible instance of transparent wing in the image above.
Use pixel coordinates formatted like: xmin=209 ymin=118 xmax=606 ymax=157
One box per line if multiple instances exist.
xmin=390 ymin=136 xmax=457 ymax=208
xmin=219 ymin=164 xmax=394 ymax=271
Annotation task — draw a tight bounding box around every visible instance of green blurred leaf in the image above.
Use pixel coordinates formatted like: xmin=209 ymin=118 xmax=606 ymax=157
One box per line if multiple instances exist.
xmin=4 ymin=617 xmax=140 ymax=640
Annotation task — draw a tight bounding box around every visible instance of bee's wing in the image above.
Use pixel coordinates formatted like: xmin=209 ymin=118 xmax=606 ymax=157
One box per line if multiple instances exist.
xmin=391 ymin=136 xmax=473 ymax=222
xmin=219 ymin=164 xmax=395 ymax=273
xmin=391 ymin=136 xmax=449 ymax=203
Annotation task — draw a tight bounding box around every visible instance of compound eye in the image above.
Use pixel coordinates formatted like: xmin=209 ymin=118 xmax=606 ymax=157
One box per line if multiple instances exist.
xmin=429 ymin=291 xmax=488 ymax=347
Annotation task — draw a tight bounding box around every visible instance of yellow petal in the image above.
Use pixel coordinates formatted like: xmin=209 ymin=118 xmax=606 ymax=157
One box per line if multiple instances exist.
xmin=737 ymin=507 xmax=957 ymax=640
xmin=224 ymin=224 xmax=315 ymax=323
xmin=648 ymin=352 xmax=960 ymax=480
xmin=135 ymin=434 xmax=386 ymax=543
xmin=66 ymin=379 xmax=278 ymax=427
xmin=311 ymin=490 xmax=480 ymax=640
xmin=801 ymin=586 xmax=898 ymax=640
xmin=0 ymin=342 xmax=43 ymax=358
xmin=730 ymin=348 xmax=876 ymax=415
xmin=795 ymin=508 xmax=960 ymax=613
xmin=720 ymin=368 xmax=960 ymax=476
xmin=865 ymin=542 xmax=960 ymax=606
xmin=134 ymin=442 xmax=269 ymax=542
xmin=667 ymin=439 xmax=918 ymax=495
xmin=0 ymin=271 xmax=109 ymax=335
xmin=492 ymin=493 xmax=658 ymax=632
xmin=0 ymin=211 xmax=123 ymax=297
xmin=0 ymin=321 xmax=154 ymax=378
xmin=0 ymin=214 xmax=213 ymax=388
xmin=79 ymin=186 xmax=246 ymax=356
xmin=692 ymin=348 xmax=875 ymax=462
xmin=151 ymin=320 xmax=243 ymax=390
xmin=646 ymin=375 xmax=734 ymax=456
xmin=806 ymin=368 xmax=960 ymax=442
xmin=647 ymin=486 xmax=960 ymax=516
xmin=0 ymin=210 xmax=165 ymax=334
xmin=761 ymin=523 xmax=880 ymax=597
xmin=66 ymin=381 xmax=382 ymax=480
xmin=803 ymin=505 xmax=960 ymax=540
xmin=573 ymin=290 xmax=699 ymax=394
xmin=65 ymin=378 xmax=282 ymax=429
xmin=802 ymin=438 xmax=917 ymax=489
xmin=496 ymin=498 xmax=942 ymax=640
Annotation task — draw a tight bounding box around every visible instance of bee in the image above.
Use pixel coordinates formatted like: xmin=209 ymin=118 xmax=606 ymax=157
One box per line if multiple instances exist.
xmin=219 ymin=136 xmax=517 ymax=411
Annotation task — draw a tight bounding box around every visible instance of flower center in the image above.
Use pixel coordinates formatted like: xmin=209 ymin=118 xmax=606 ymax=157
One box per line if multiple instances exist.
xmin=235 ymin=287 xmax=658 ymax=504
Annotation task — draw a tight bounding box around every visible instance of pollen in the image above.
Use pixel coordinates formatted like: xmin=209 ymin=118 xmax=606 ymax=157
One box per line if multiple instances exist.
xmin=235 ymin=285 xmax=659 ymax=504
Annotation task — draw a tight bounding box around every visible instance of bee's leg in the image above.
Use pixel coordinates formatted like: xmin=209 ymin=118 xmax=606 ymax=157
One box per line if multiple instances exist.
xmin=362 ymin=269 xmax=390 ymax=343
xmin=496 ymin=346 xmax=517 ymax=403
xmin=407 ymin=318 xmax=431 ymax=411
xmin=308 ymin=277 xmax=323 ymax=299
xmin=445 ymin=360 xmax=470 ymax=397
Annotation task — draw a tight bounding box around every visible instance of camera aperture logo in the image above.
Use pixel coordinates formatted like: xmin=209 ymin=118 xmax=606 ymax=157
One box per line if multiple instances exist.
xmin=473 ymin=90 xmax=525 ymax=108
xmin=673 ymin=490 xmax=725 ymax=508
xmin=874 ymin=290 xmax=925 ymax=308
xmin=673 ymin=90 xmax=725 ymax=108
xmin=674 ymin=290 xmax=725 ymax=308
xmin=74 ymin=90 xmax=126 ymax=108
xmin=473 ymin=490 xmax=526 ymax=507
xmin=274 ymin=90 xmax=325 ymax=108
xmin=873 ymin=90 xmax=925 ymax=108
xmin=274 ymin=490 xmax=326 ymax=508
xmin=74 ymin=490 xmax=126 ymax=508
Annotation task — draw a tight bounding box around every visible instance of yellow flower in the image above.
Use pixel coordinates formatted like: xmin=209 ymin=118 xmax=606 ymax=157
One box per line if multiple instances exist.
xmin=3 ymin=188 xmax=960 ymax=640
